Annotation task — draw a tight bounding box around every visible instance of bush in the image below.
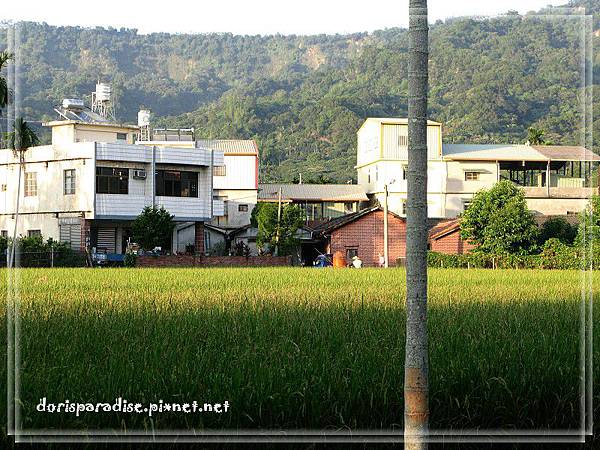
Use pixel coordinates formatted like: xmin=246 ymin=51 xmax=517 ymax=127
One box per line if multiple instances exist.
xmin=427 ymin=244 xmax=588 ymax=270
xmin=1 ymin=235 xmax=86 ymax=267
xmin=124 ymin=252 xmax=137 ymax=268
xmin=539 ymin=217 xmax=577 ymax=246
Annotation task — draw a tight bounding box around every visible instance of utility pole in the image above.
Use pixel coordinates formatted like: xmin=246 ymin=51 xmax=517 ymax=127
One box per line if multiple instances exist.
xmin=383 ymin=184 xmax=389 ymax=268
xmin=275 ymin=187 xmax=282 ymax=256
xmin=405 ymin=0 xmax=430 ymax=448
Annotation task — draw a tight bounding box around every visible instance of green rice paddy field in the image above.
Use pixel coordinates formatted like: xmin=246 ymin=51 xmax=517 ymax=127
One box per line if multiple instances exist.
xmin=0 ymin=267 xmax=598 ymax=434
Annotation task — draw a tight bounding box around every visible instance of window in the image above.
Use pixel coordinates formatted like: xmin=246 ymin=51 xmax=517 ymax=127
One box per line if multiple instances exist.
xmin=1 ymin=230 xmax=7 ymax=238
xmin=402 ymin=165 xmax=408 ymax=180
xmin=96 ymin=167 xmax=129 ymax=194
xmin=24 ymin=172 xmax=37 ymax=196
xmin=27 ymin=230 xmax=41 ymax=238
xmin=64 ymin=169 xmax=76 ymax=195
xmin=464 ymin=171 xmax=480 ymax=181
xmin=463 ymin=201 xmax=472 ymax=211
xmin=238 ymin=204 xmax=249 ymax=212
xmin=344 ymin=202 xmax=355 ymax=213
xmin=116 ymin=132 xmax=127 ymax=141
xmin=204 ymin=230 xmax=211 ymax=252
xmin=346 ymin=248 xmax=359 ymax=260
xmin=213 ymin=165 xmax=226 ymax=176
xmin=155 ymin=170 xmax=198 ymax=197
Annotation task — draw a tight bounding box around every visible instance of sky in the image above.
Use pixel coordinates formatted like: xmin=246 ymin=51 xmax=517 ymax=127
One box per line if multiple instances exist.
xmin=1 ymin=0 xmax=573 ymax=35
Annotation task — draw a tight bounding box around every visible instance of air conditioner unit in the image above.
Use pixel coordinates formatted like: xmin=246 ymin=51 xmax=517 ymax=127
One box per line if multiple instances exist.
xmin=133 ymin=169 xmax=147 ymax=180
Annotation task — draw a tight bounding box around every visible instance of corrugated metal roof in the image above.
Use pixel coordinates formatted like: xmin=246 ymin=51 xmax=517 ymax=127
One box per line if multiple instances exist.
xmin=258 ymin=183 xmax=368 ymax=202
xmin=443 ymin=144 xmax=600 ymax=162
xmin=442 ymin=144 xmax=548 ymax=161
xmin=195 ymin=139 xmax=258 ymax=155
xmin=362 ymin=117 xmax=442 ymax=126
xmin=532 ymin=146 xmax=600 ymax=161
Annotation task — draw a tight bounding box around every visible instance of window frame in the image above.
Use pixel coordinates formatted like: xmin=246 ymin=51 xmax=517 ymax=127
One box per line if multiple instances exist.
xmin=64 ymin=169 xmax=76 ymax=195
xmin=96 ymin=167 xmax=129 ymax=195
xmin=155 ymin=169 xmax=198 ymax=198
xmin=346 ymin=248 xmax=359 ymax=261
xmin=213 ymin=165 xmax=227 ymax=177
xmin=24 ymin=172 xmax=37 ymax=197
xmin=238 ymin=204 xmax=249 ymax=212
xmin=464 ymin=171 xmax=480 ymax=181
xmin=116 ymin=132 xmax=127 ymax=141
xmin=27 ymin=229 xmax=41 ymax=238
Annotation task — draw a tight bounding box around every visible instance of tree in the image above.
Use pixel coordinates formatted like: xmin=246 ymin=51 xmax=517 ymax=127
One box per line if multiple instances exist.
xmin=0 ymin=51 xmax=11 ymax=115
xmin=254 ymin=202 xmax=304 ymax=256
xmin=576 ymin=195 xmax=600 ymax=249
xmin=539 ymin=216 xmax=576 ymax=246
xmin=405 ymin=1 xmax=429 ymax=449
xmin=131 ymin=206 xmax=175 ymax=252
xmin=526 ymin=126 xmax=545 ymax=145
xmin=6 ymin=117 xmax=39 ymax=268
xmin=460 ymin=180 xmax=539 ymax=254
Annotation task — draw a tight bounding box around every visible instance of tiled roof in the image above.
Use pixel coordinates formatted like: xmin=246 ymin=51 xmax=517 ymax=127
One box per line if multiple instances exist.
xmin=429 ymin=219 xmax=461 ymax=240
xmin=195 ymin=139 xmax=258 ymax=155
xmin=532 ymin=146 xmax=600 ymax=161
xmin=258 ymin=183 xmax=369 ymax=202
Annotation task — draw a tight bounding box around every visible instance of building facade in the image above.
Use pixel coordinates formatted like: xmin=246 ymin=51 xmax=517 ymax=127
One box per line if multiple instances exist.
xmin=195 ymin=139 xmax=259 ymax=230
xmin=0 ymin=120 xmax=224 ymax=256
xmin=356 ymin=118 xmax=599 ymax=218
xmin=258 ymin=183 xmax=369 ymax=226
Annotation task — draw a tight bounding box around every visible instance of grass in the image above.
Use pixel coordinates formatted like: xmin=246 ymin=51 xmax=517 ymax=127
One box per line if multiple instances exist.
xmin=0 ymin=267 xmax=597 ymax=434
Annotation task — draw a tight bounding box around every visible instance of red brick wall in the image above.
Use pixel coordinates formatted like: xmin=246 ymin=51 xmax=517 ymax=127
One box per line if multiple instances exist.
xmin=329 ymin=210 xmax=406 ymax=267
xmin=430 ymin=229 xmax=475 ymax=255
xmin=194 ymin=222 xmax=205 ymax=255
xmin=137 ymin=255 xmax=292 ymax=268
xmin=80 ymin=218 xmax=91 ymax=252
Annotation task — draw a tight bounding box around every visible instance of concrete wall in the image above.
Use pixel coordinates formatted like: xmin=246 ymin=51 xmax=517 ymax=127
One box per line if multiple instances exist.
xmin=0 ymin=142 xmax=96 ymax=240
xmin=211 ymin=189 xmax=257 ymax=228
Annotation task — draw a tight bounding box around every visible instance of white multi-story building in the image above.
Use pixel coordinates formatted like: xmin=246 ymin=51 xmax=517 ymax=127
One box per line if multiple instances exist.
xmin=195 ymin=139 xmax=259 ymax=230
xmin=0 ymin=119 xmax=224 ymax=256
xmin=356 ymin=118 xmax=599 ymax=218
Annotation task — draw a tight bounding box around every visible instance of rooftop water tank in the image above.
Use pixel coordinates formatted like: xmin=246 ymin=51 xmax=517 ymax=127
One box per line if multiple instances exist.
xmin=62 ymin=98 xmax=85 ymax=110
xmin=95 ymin=83 xmax=111 ymax=102
xmin=138 ymin=109 xmax=151 ymax=127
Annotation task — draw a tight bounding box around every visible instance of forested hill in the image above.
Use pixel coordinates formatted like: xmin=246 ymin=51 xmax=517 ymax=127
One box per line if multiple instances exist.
xmin=1 ymin=0 xmax=599 ymax=182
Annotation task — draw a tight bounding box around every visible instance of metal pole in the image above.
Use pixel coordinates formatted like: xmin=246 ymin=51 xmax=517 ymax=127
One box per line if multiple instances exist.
xmin=275 ymin=187 xmax=282 ymax=256
xmin=384 ymin=184 xmax=389 ymax=268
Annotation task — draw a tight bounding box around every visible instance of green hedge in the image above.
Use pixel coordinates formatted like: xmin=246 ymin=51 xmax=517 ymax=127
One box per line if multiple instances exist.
xmin=422 ymin=239 xmax=597 ymax=270
xmin=1 ymin=235 xmax=86 ymax=268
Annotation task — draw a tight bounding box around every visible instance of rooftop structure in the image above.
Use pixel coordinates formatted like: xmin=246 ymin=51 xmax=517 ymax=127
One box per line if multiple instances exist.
xmin=357 ymin=118 xmax=599 ymax=218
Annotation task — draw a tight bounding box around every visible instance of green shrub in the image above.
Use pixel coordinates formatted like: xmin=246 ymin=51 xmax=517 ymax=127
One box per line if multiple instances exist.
xmin=124 ymin=252 xmax=137 ymax=268
xmin=428 ymin=245 xmax=585 ymax=270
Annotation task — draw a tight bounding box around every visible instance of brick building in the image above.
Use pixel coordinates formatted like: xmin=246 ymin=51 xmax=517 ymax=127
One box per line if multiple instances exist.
xmin=312 ymin=207 xmax=407 ymax=267
xmin=428 ymin=219 xmax=475 ymax=255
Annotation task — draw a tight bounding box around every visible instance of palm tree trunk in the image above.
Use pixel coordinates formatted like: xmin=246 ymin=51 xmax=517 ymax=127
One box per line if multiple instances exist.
xmin=9 ymin=153 xmax=23 ymax=268
xmin=405 ymin=0 xmax=429 ymax=449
